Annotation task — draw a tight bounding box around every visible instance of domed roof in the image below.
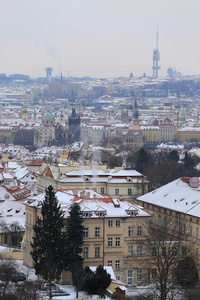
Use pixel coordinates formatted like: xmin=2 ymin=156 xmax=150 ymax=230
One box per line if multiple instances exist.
xmin=42 ymin=112 xmax=55 ymax=120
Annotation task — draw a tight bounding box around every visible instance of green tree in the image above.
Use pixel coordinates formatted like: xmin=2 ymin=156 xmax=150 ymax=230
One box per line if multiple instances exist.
xmin=95 ymin=265 xmax=111 ymax=297
xmin=176 ymin=256 xmax=198 ymax=288
xmin=167 ymin=150 xmax=179 ymax=162
xmin=31 ymin=185 xmax=67 ymax=299
xmin=82 ymin=266 xmax=111 ymax=297
xmin=136 ymin=148 xmax=149 ymax=174
xmin=66 ymin=203 xmax=84 ymax=298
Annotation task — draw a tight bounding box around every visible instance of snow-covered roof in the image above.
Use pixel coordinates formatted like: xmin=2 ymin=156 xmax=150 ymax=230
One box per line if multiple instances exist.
xmin=24 ymin=188 xmax=150 ymax=219
xmin=137 ymin=177 xmax=200 ymax=218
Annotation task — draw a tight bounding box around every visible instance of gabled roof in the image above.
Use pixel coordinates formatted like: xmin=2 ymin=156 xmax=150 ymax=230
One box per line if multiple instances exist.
xmin=137 ymin=177 xmax=200 ymax=218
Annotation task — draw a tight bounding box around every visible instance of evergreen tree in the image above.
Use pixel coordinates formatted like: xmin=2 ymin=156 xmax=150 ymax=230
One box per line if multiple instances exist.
xmin=95 ymin=265 xmax=111 ymax=297
xmin=136 ymin=148 xmax=149 ymax=174
xmin=82 ymin=266 xmax=111 ymax=297
xmin=31 ymin=185 xmax=67 ymax=299
xmin=176 ymin=256 xmax=198 ymax=288
xmin=66 ymin=203 xmax=84 ymax=298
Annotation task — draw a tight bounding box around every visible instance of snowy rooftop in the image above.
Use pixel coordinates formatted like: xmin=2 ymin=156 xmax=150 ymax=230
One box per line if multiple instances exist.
xmin=24 ymin=188 xmax=150 ymax=219
xmin=137 ymin=177 xmax=200 ymax=218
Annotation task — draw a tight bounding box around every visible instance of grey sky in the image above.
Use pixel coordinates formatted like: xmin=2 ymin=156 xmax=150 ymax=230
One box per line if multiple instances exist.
xmin=0 ymin=0 xmax=199 ymax=78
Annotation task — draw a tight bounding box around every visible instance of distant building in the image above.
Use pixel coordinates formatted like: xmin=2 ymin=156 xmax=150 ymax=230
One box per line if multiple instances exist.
xmin=68 ymin=108 xmax=80 ymax=143
xmin=34 ymin=112 xmax=55 ymax=147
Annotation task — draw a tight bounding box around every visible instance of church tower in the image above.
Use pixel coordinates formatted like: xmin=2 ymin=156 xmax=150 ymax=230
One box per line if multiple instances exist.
xmin=132 ymin=98 xmax=140 ymax=130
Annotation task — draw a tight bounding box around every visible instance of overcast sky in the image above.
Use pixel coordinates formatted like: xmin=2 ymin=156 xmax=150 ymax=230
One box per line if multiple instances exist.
xmin=0 ymin=0 xmax=199 ymax=78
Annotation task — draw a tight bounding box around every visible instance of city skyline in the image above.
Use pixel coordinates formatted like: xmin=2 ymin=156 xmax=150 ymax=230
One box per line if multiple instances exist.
xmin=0 ymin=0 xmax=199 ymax=79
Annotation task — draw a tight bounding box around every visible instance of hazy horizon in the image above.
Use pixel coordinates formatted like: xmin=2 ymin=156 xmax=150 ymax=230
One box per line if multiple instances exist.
xmin=0 ymin=0 xmax=200 ymax=79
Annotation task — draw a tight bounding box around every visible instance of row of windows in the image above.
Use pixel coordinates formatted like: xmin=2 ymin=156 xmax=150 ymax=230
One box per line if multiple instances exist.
xmin=97 ymin=187 xmax=132 ymax=196
xmin=83 ymin=225 xmax=143 ymax=238
xmin=108 ymin=237 xmax=121 ymax=247
xmin=151 ymin=246 xmax=187 ymax=258
xmin=83 ymin=247 xmax=101 ymax=259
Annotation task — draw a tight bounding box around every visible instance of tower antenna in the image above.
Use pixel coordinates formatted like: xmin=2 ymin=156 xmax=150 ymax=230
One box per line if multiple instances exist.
xmin=152 ymin=26 xmax=161 ymax=78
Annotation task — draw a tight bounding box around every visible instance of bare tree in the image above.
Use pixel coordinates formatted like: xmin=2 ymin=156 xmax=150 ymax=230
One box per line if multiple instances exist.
xmin=142 ymin=217 xmax=192 ymax=300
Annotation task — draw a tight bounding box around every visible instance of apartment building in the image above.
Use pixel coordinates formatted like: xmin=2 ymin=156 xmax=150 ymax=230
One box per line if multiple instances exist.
xmin=23 ymin=188 xmax=150 ymax=285
xmin=137 ymin=177 xmax=200 ymax=275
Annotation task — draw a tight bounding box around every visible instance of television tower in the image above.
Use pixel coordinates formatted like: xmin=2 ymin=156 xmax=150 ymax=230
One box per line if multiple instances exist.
xmin=152 ymin=26 xmax=160 ymax=78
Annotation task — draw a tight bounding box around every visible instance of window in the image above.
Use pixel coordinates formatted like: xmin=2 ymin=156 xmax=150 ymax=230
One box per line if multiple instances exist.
xmin=137 ymin=245 xmax=142 ymax=256
xmin=95 ymin=247 xmax=100 ymax=258
xmin=196 ymin=228 xmax=199 ymax=238
xmin=196 ymin=248 xmax=199 ymax=259
xmin=108 ymin=260 xmax=112 ymax=266
xmin=182 ymin=246 xmax=187 ymax=257
xmin=95 ymin=227 xmax=100 ymax=238
xmin=115 ymin=189 xmax=119 ymax=196
xmin=83 ymin=227 xmax=88 ymax=238
xmin=162 ymin=247 xmax=167 ymax=257
xmin=116 ymin=275 xmax=121 ymax=280
xmin=152 ymin=247 xmax=157 ymax=257
xmin=116 ymin=237 xmax=120 ymax=247
xmin=108 ymin=237 xmax=113 ymax=247
xmin=128 ymin=188 xmax=132 ymax=195
xmin=152 ymin=269 xmax=157 ymax=280
xmin=115 ymin=260 xmax=120 ymax=270
xmin=93 ymin=188 xmax=97 ymax=192
xmin=128 ymin=226 xmax=134 ymax=237
xmin=137 ymin=226 xmax=142 ymax=237
xmin=108 ymin=220 xmax=113 ymax=227
xmin=137 ymin=269 xmax=142 ymax=281
xmin=190 ymin=226 xmax=193 ymax=235
xmin=127 ymin=270 xmax=133 ymax=285
xmin=116 ymin=220 xmax=120 ymax=227
xmin=100 ymin=187 xmax=105 ymax=194
xmin=172 ymin=246 xmax=177 ymax=256
xmin=83 ymin=247 xmax=88 ymax=258
xmin=128 ymin=245 xmax=133 ymax=256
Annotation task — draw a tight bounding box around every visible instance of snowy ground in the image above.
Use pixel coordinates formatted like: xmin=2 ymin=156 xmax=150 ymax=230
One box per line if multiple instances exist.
xmin=12 ymin=262 xmax=185 ymax=300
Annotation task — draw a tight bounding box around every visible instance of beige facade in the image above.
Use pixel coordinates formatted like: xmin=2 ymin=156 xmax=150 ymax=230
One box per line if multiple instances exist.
xmin=34 ymin=125 xmax=55 ymax=147
xmin=36 ymin=164 xmax=148 ymax=202
xmin=23 ymin=188 xmax=151 ymax=285
xmin=137 ymin=177 xmax=200 ymax=275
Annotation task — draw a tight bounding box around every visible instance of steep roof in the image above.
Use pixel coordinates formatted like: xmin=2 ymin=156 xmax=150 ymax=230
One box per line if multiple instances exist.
xmin=137 ymin=177 xmax=200 ymax=218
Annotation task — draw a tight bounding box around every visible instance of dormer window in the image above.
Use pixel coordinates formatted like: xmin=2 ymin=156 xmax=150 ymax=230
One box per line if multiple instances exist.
xmin=96 ymin=212 xmax=106 ymax=217
xmin=5 ymin=194 xmax=10 ymax=199
xmin=126 ymin=177 xmax=132 ymax=182
xmin=84 ymin=176 xmax=90 ymax=181
xmin=82 ymin=212 xmax=92 ymax=218
xmin=126 ymin=209 xmax=137 ymax=217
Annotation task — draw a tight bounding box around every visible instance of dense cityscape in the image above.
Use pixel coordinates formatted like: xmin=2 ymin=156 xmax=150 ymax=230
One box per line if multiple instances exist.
xmin=0 ymin=1 xmax=200 ymax=299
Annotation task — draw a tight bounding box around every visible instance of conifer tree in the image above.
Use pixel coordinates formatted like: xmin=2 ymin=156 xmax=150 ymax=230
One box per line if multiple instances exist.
xmin=31 ymin=185 xmax=67 ymax=299
xmin=66 ymin=203 xmax=84 ymax=298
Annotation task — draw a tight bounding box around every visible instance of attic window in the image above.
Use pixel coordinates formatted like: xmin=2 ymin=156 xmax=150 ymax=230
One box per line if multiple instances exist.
xmin=95 ymin=212 xmax=105 ymax=217
xmin=126 ymin=177 xmax=132 ymax=182
xmin=126 ymin=210 xmax=137 ymax=217
xmin=15 ymin=209 xmax=20 ymax=213
xmin=82 ymin=212 xmax=92 ymax=218
xmin=7 ymin=208 xmax=12 ymax=212
xmin=84 ymin=176 xmax=90 ymax=181
xmin=180 ymin=198 xmax=184 ymax=201
xmin=164 ymin=194 xmax=167 ymax=197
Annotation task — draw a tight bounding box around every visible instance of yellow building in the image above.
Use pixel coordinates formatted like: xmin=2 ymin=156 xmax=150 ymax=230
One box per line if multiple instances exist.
xmin=36 ymin=164 xmax=148 ymax=202
xmin=178 ymin=127 xmax=200 ymax=143
xmin=23 ymin=188 xmax=151 ymax=285
xmin=140 ymin=126 xmax=161 ymax=143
